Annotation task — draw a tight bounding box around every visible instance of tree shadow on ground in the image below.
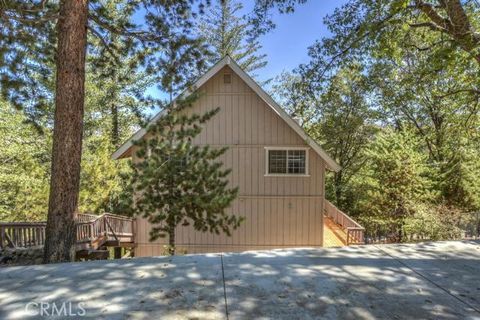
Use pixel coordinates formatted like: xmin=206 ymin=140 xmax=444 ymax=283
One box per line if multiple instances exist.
xmin=0 ymin=240 xmax=479 ymax=320
xmin=0 ymin=254 xmax=226 ymax=319
xmin=222 ymin=240 xmax=480 ymax=320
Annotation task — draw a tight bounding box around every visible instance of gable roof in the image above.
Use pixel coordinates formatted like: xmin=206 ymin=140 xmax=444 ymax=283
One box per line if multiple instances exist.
xmin=112 ymin=56 xmax=341 ymax=172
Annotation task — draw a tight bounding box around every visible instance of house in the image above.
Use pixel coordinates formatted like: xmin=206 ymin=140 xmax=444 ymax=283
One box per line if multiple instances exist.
xmin=112 ymin=56 xmax=361 ymax=256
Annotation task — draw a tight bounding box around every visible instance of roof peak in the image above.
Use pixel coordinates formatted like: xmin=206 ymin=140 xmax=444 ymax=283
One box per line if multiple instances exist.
xmin=111 ymin=56 xmax=340 ymax=172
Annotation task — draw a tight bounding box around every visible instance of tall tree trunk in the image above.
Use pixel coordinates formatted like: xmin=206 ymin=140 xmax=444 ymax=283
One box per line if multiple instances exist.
xmin=168 ymin=227 xmax=176 ymax=255
xmin=43 ymin=0 xmax=89 ymax=264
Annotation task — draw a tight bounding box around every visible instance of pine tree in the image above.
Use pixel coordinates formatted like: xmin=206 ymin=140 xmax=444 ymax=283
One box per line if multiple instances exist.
xmin=41 ymin=0 xmax=90 ymax=263
xmin=1 ymin=0 xmax=213 ymax=263
xmin=131 ymin=100 xmax=242 ymax=255
xmin=356 ymin=129 xmax=434 ymax=242
xmin=198 ymin=0 xmax=267 ymax=75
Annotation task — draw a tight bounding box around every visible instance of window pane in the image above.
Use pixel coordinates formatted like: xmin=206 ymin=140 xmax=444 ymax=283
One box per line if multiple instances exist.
xmin=268 ymin=150 xmax=287 ymax=174
xmin=288 ymin=150 xmax=306 ymax=174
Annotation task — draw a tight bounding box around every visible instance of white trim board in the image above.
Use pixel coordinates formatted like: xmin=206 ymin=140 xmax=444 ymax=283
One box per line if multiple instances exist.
xmin=112 ymin=55 xmax=341 ymax=172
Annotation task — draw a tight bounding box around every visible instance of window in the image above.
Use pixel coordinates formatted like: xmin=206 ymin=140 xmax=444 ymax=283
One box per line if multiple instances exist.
xmin=288 ymin=150 xmax=306 ymax=174
xmin=266 ymin=148 xmax=308 ymax=175
xmin=268 ymin=150 xmax=287 ymax=174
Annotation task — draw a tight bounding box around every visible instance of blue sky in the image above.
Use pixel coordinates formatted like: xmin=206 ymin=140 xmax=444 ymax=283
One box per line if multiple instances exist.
xmin=144 ymin=0 xmax=348 ymax=99
xmin=243 ymin=0 xmax=348 ymax=84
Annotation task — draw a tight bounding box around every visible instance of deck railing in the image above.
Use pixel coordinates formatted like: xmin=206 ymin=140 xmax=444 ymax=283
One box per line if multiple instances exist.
xmin=77 ymin=213 xmax=99 ymax=222
xmin=325 ymin=200 xmax=365 ymax=245
xmin=1 ymin=213 xmax=134 ymax=249
xmin=0 ymin=222 xmax=47 ymax=249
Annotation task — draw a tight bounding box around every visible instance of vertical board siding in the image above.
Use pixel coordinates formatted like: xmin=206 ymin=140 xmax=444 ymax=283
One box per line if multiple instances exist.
xmin=134 ymin=65 xmax=326 ymax=256
xmin=135 ymin=197 xmax=323 ymax=252
xmin=192 ymin=67 xmax=305 ymax=146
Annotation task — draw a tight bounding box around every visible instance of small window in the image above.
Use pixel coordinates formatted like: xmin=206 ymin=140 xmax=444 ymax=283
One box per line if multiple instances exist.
xmin=266 ymin=148 xmax=308 ymax=175
xmin=223 ymin=73 xmax=232 ymax=84
xmin=288 ymin=150 xmax=306 ymax=174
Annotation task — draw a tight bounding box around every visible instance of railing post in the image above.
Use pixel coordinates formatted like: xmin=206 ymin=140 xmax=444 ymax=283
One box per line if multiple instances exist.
xmin=104 ymin=216 xmax=108 ymax=236
xmin=132 ymin=217 xmax=136 ymax=243
xmin=20 ymin=227 xmax=24 ymax=247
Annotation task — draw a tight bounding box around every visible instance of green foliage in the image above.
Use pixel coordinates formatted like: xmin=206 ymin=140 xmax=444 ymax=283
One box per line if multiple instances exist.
xmin=0 ymin=91 xmax=136 ymax=221
xmin=0 ymin=101 xmax=50 ymax=221
xmin=1 ymin=0 xmax=212 ymax=123
xmin=130 ymin=100 xmax=242 ymax=253
xmin=273 ymin=63 xmax=379 ymax=210
xmin=2 ymin=0 xmax=478 ymax=247
xmin=269 ymin=0 xmax=480 ymax=242
xmin=0 ymin=0 xmax=141 ymax=124
xmin=0 ymin=0 xmax=57 ymax=119
xmin=271 ymin=71 xmax=316 ymax=124
xmin=313 ymin=64 xmax=379 ymax=208
xmin=78 ymin=60 xmax=142 ymax=215
xmin=440 ymin=140 xmax=480 ymax=211
xmin=0 ymin=57 xmax=142 ymax=221
xmin=403 ymin=204 xmax=464 ymax=241
xmin=198 ymin=0 xmax=267 ymax=75
xmin=0 ymin=0 xmax=220 ymax=228
xmin=354 ymin=129 xmax=437 ymax=241
xmin=79 ymin=134 xmax=132 ymax=214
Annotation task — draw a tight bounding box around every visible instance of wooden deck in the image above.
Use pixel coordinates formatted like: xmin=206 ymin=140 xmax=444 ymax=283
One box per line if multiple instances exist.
xmin=0 ymin=213 xmax=134 ymax=260
xmin=323 ymin=217 xmax=348 ymax=247
xmin=1 ymin=205 xmax=362 ymax=256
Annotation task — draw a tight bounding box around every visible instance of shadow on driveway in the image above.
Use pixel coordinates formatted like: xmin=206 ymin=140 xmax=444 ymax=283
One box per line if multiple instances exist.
xmin=0 ymin=240 xmax=479 ymax=319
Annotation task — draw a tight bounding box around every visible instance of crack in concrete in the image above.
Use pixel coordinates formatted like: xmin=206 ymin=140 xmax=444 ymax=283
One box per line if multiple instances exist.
xmin=375 ymin=245 xmax=480 ymax=314
xmin=220 ymin=253 xmax=229 ymax=320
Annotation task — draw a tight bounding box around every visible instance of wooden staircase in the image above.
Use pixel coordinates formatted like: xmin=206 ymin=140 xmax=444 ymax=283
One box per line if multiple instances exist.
xmin=0 ymin=213 xmax=135 ymax=260
xmin=324 ymin=200 xmax=365 ymax=245
xmin=323 ymin=217 xmax=349 ymax=247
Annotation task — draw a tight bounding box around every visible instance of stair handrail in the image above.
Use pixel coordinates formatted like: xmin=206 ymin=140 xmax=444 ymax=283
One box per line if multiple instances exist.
xmin=76 ymin=213 xmax=133 ymax=243
xmin=325 ymin=200 xmax=365 ymax=245
xmin=77 ymin=213 xmax=98 ymax=222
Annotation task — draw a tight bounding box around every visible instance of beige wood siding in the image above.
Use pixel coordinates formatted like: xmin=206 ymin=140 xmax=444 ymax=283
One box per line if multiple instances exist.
xmin=188 ymin=66 xmax=305 ymax=146
xmin=134 ymin=66 xmax=326 ymax=256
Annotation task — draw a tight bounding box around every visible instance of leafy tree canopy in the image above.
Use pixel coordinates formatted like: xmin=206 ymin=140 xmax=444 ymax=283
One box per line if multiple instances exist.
xmin=269 ymin=0 xmax=480 ymax=240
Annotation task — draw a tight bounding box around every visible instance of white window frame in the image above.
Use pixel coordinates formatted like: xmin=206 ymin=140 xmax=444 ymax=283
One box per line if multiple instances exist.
xmin=264 ymin=147 xmax=310 ymax=177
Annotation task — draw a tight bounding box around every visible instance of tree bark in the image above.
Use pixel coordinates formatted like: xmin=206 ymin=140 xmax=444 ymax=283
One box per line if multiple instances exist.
xmin=415 ymin=0 xmax=480 ymax=64
xmin=168 ymin=227 xmax=176 ymax=255
xmin=43 ymin=0 xmax=89 ymax=263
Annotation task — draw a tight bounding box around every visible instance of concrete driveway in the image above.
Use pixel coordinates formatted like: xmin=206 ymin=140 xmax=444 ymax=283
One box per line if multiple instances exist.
xmin=0 ymin=241 xmax=479 ymax=319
